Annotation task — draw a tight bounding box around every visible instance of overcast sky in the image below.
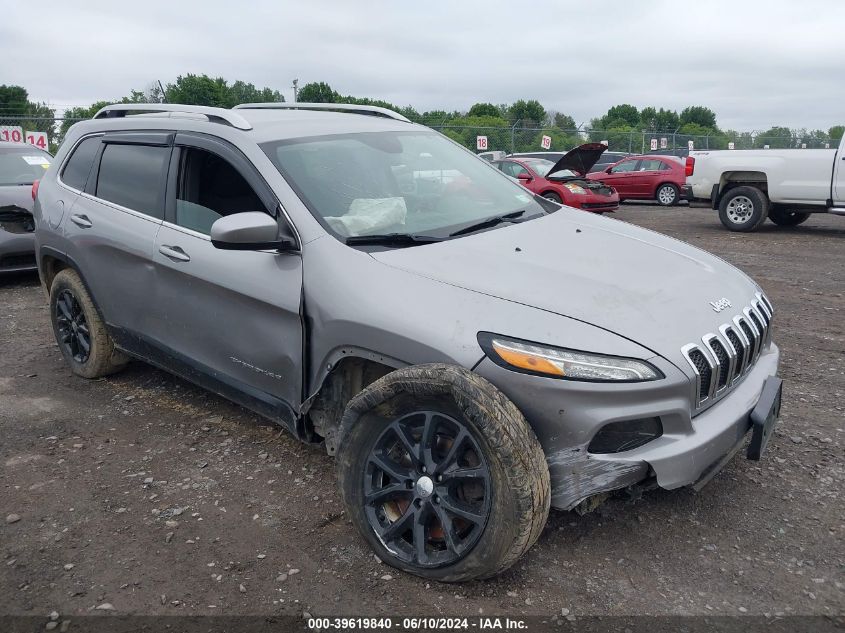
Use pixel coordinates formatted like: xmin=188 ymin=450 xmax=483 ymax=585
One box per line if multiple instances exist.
xmin=2 ymin=0 xmax=843 ymax=131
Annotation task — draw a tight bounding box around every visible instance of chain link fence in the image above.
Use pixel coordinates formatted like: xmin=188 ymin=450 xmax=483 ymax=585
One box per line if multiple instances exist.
xmin=428 ymin=124 xmax=843 ymax=155
xmin=1 ymin=115 xmax=841 ymax=157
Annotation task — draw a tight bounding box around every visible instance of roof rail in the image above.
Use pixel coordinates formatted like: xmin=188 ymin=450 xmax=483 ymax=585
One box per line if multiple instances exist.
xmin=92 ymin=104 xmax=253 ymax=131
xmin=234 ymin=102 xmax=411 ymax=123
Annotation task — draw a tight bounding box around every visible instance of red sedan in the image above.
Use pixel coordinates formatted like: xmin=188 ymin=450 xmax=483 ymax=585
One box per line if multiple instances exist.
xmin=493 ymin=143 xmax=619 ymax=213
xmin=586 ymin=155 xmax=685 ymax=206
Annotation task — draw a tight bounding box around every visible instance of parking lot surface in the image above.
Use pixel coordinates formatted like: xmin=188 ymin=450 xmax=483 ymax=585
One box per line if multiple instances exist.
xmin=1 ymin=205 xmax=843 ymax=618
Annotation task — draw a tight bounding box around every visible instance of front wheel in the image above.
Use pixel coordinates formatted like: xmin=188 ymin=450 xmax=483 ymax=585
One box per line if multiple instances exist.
xmin=655 ymin=183 xmax=679 ymax=206
xmin=718 ymin=186 xmax=769 ymax=232
xmin=768 ymin=208 xmax=810 ymax=226
xmin=336 ymin=364 xmax=550 ymax=582
xmin=542 ymin=192 xmax=562 ymax=204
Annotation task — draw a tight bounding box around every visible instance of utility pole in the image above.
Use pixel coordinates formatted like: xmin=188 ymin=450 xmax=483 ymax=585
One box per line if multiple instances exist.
xmin=291 ymin=79 xmax=299 ymax=103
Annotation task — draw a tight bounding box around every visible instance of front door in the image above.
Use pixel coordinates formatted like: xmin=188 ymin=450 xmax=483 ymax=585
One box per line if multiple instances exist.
xmin=601 ymin=159 xmax=640 ymax=197
xmin=149 ymin=133 xmax=304 ymax=429
xmin=632 ymin=158 xmax=665 ymax=198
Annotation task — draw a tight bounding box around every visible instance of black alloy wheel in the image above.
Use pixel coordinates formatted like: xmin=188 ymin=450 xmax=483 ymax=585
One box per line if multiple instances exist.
xmin=55 ymin=289 xmax=91 ymax=363
xmin=362 ymin=410 xmax=492 ymax=568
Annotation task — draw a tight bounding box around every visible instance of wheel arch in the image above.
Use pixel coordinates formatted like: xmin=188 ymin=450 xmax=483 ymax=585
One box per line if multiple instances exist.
xmin=39 ymin=248 xmax=107 ymax=322
xmin=654 ymin=181 xmax=680 ymax=196
xmin=303 ymin=351 xmax=406 ymax=455
xmin=716 ymin=172 xmax=768 ymax=205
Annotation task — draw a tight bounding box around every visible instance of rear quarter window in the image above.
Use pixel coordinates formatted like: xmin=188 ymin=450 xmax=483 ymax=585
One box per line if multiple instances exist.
xmin=95 ymin=144 xmax=170 ymax=219
xmin=61 ymin=136 xmax=101 ymax=191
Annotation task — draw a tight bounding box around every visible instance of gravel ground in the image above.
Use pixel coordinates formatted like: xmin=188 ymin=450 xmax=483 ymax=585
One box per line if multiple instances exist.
xmin=1 ymin=205 xmax=843 ymax=621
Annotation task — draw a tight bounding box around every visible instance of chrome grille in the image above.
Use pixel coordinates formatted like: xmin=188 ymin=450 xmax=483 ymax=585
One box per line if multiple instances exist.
xmin=682 ymin=293 xmax=773 ymax=409
xmin=709 ymin=338 xmax=730 ymax=389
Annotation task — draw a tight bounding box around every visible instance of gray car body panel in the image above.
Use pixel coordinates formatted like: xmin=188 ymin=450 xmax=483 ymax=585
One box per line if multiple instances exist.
xmin=0 ymin=184 xmax=37 ymax=271
xmin=0 ymin=140 xmax=51 ymax=272
xmin=34 ymin=108 xmax=780 ymax=510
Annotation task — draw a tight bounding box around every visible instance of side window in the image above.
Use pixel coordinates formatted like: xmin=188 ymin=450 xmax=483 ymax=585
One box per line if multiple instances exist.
xmin=501 ymin=162 xmax=529 ymax=178
xmin=639 ymin=159 xmax=663 ymax=171
xmin=610 ymin=160 xmax=638 ymax=174
xmin=175 ymin=147 xmax=269 ymax=235
xmin=95 ymin=144 xmax=169 ymax=219
xmin=61 ymin=136 xmax=101 ymax=191
xmin=658 ymin=161 xmax=672 ymax=171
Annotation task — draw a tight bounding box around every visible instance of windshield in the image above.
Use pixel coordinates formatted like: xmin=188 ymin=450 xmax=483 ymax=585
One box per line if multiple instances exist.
xmin=0 ymin=147 xmax=51 ymax=186
xmin=521 ymin=158 xmax=577 ymax=179
xmin=261 ymin=131 xmax=546 ymax=239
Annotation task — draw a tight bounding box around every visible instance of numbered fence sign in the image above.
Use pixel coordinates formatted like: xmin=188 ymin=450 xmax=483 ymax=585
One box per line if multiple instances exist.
xmin=650 ymin=138 xmax=658 ymax=151
xmin=25 ymin=131 xmax=49 ymax=150
xmin=540 ymin=135 xmax=552 ymax=150
xmin=728 ymin=142 xmax=735 ymax=150
xmin=0 ymin=126 xmax=24 ymax=143
xmin=688 ymin=140 xmax=694 ymax=151
xmin=660 ymin=137 xmax=667 ymax=149
xmin=600 ymin=140 xmax=609 ymax=147
xmin=476 ymin=136 xmax=488 ymax=151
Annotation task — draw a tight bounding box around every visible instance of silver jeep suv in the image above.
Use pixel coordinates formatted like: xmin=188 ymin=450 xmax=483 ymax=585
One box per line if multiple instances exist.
xmin=33 ymin=103 xmax=782 ymax=581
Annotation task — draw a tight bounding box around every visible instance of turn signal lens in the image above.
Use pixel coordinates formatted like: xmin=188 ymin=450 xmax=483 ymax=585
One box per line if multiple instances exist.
xmin=479 ymin=333 xmax=663 ymax=382
xmin=564 ymin=183 xmax=587 ymax=195
xmin=491 ymin=340 xmax=566 ymax=377
xmin=685 ymin=157 xmax=695 ymax=177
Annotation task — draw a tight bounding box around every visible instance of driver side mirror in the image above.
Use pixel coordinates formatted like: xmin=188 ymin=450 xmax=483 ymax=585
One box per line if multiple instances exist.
xmin=605 ymin=167 xmax=613 ymax=174
xmin=210 ymin=212 xmax=297 ymax=251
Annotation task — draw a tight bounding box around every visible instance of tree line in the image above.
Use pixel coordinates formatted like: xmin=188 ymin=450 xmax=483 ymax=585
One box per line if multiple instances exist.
xmin=1 ymin=77 xmax=842 ymax=154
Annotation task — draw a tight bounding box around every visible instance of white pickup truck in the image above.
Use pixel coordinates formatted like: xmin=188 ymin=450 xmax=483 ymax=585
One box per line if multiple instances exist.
xmin=684 ymin=135 xmax=845 ymax=231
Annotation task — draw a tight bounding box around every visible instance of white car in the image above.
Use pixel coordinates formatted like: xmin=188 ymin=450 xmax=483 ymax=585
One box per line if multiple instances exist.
xmin=684 ymin=135 xmax=845 ymax=231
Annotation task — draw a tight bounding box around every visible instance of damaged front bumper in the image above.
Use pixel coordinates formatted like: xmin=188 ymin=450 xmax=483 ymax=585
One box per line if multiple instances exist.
xmin=475 ymin=344 xmax=780 ymax=510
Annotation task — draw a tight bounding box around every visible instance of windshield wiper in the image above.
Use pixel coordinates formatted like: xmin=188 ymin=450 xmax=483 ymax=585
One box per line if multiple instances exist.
xmin=448 ymin=210 xmax=527 ymax=237
xmin=345 ymin=233 xmax=444 ymax=247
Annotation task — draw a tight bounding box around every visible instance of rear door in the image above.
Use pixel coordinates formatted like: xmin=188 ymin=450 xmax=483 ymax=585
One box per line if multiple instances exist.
xmin=149 ymin=132 xmax=303 ymax=429
xmin=61 ymin=132 xmax=170 ymax=336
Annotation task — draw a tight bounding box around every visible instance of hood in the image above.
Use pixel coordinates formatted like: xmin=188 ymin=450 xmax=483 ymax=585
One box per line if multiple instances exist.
xmin=547 ymin=143 xmax=607 ymax=176
xmin=371 ymin=210 xmax=761 ymax=365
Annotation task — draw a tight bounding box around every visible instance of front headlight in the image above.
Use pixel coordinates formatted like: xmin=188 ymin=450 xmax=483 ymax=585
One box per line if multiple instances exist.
xmin=563 ymin=183 xmax=587 ymax=195
xmin=478 ymin=333 xmax=663 ymax=382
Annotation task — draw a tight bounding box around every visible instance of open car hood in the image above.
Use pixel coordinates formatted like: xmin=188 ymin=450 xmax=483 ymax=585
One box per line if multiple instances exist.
xmin=547 ymin=143 xmax=607 ymax=176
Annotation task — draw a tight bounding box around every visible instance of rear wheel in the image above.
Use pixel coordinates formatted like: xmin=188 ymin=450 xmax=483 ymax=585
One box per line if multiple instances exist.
xmin=655 ymin=183 xmax=679 ymax=206
xmin=768 ymin=208 xmax=810 ymax=226
xmin=50 ymin=269 xmax=129 ymax=378
xmin=718 ymin=186 xmax=769 ymax=232
xmin=336 ymin=364 xmax=550 ymax=582
xmin=542 ymin=192 xmax=562 ymax=204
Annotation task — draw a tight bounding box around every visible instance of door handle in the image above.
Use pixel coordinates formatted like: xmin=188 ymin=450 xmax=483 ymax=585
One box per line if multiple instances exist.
xmin=70 ymin=213 xmax=92 ymax=228
xmin=158 ymin=245 xmax=191 ymax=262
